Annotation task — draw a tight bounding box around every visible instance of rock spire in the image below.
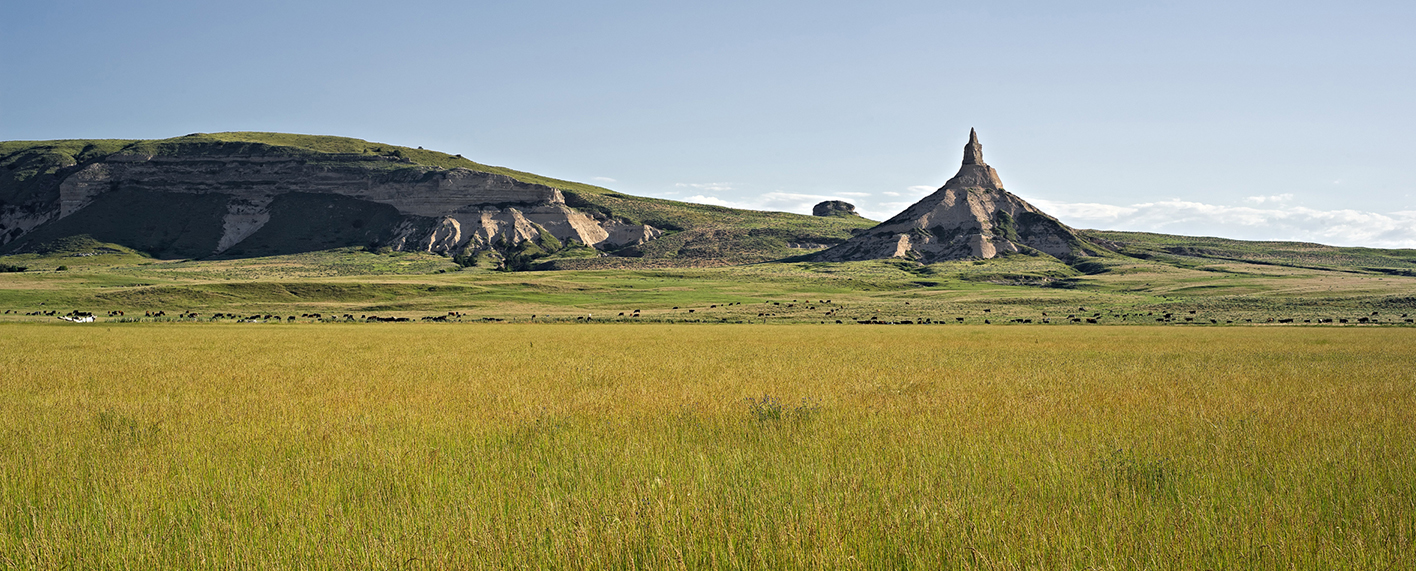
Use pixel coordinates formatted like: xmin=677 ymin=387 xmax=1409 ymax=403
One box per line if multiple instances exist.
xmin=812 ymin=129 xmax=1095 ymax=263
xmin=962 ymin=128 xmax=985 ymax=165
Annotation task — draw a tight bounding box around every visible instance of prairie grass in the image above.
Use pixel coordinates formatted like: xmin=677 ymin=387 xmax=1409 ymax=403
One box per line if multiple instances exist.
xmin=0 ymin=324 xmax=1412 ymax=568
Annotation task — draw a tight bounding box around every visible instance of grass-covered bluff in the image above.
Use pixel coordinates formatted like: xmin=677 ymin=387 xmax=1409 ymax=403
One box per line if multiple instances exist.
xmin=0 ymin=132 xmax=876 ymax=266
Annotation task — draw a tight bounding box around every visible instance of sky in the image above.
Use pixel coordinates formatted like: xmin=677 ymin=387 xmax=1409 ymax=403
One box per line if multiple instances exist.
xmin=3 ymin=0 xmax=1414 ymax=247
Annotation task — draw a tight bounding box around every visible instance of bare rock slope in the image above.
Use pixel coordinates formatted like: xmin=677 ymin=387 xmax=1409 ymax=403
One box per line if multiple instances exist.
xmin=815 ymin=129 xmax=1097 ymax=263
xmin=1 ymin=136 xmax=659 ymax=260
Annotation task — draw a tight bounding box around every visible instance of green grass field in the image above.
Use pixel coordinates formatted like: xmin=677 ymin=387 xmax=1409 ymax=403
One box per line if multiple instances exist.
xmin=1 ymin=323 xmax=1411 ymax=568
xmin=3 ymin=244 xmax=1416 ymax=327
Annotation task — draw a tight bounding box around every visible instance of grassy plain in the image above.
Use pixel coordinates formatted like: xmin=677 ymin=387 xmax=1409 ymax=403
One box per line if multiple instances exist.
xmin=1 ymin=323 xmax=1412 ymax=568
xmin=3 ymin=244 xmax=1415 ymax=326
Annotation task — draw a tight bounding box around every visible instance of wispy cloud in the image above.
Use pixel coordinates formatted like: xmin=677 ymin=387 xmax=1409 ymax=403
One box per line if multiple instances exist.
xmin=880 ymin=185 xmax=933 ymax=199
xmin=591 ymin=176 xmax=617 ymax=183
xmin=1031 ymin=198 xmax=1416 ymax=248
xmin=676 ymin=182 xmax=734 ymax=192
xmin=1244 ymin=193 xmax=1293 ymax=204
xmin=684 ymin=191 xmax=872 ymax=216
xmin=837 ymin=192 xmax=871 ymax=198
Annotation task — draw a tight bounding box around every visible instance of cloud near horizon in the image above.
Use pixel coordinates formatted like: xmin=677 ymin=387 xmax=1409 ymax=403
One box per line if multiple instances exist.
xmin=676 ymin=182 xmax=734 ymax=192
xmin=676 ymin=188 xmax=1416 ymax=249
xmin=684 ymin=191 xmax=886 ymax=216
xmin=1031 ymin=199 xmax=1416 ymax=248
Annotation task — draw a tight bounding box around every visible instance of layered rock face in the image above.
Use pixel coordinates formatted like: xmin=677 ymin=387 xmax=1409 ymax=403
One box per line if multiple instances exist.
xmin=812 ymin=200 xmax=857 ymax=217
xmin=815 ymin=129 xmax=1089 ymax=262
xmin=56 ymin=154 xmax=565 ymax=220
xmin=9 ymin=149 xmax=659 ymax=257
xmin=390 ymin=204 xmax=662 ymax=254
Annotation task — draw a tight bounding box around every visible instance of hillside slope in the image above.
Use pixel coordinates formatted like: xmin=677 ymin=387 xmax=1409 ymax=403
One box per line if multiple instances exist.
xmin=1080 ymin=230 xmax=1416 ymax=274
xmin=0 ymin=132 xmax=875 ymax=267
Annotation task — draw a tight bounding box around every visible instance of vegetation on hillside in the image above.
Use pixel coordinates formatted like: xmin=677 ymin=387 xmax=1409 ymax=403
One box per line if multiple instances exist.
xmin=1082 ymin=230 xmax=1416 ymax=273
xmin=2 ymin=133 xmax=876 ymax=264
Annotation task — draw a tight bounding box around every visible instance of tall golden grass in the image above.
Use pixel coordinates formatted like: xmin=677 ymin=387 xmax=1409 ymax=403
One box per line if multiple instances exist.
xmin=0 ymin=323 xmax=1411 ymax=568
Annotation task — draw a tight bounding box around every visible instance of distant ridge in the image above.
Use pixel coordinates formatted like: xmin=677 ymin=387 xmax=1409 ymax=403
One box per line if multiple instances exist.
xmin=0 ymin=132 xmax=874 ymax=268
xmin=815 ymin=129 xmax=1101 ymax=263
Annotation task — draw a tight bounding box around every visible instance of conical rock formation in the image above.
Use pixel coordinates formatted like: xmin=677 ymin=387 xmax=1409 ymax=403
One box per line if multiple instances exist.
xmin=815 ymin=129 xmax=1092 ymax=263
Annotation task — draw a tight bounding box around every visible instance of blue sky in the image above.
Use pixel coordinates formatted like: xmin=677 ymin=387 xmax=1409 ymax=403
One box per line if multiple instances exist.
xmin=4 ymin=0 xmax=1414 ymax=246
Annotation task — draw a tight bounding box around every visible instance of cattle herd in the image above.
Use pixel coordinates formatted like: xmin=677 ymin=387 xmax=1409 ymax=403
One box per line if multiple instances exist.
xmin=3 ymin=303 xmax=1413 ymax=326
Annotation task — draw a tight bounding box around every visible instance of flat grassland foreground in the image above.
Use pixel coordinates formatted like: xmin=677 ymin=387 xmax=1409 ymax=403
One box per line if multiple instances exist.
xmin=1 ymin=324 xmax=1412 ymax=568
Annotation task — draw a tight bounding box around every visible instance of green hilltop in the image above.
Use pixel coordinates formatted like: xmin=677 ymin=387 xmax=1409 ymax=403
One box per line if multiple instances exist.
xmin=0 ymin=132 xmax=877 ymax=265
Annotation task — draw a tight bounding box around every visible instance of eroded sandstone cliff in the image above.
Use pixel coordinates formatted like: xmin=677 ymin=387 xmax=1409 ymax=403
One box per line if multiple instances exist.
xmin=815 ymin=129 xmax=1096 ymax=263
xmin=1 ymin=140 xmax=660 ymax=260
